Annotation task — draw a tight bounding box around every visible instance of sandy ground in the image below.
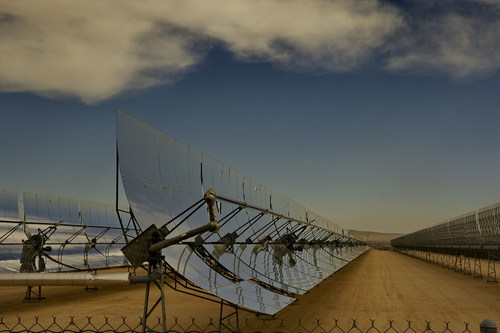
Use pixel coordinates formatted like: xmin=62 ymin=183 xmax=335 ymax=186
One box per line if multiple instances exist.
xmin=0 ymin=250 xmax=499 ymax=330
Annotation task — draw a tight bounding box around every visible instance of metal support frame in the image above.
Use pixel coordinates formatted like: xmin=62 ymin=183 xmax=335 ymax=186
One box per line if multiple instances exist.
xmin=83 ymin=227 xmax=111 ymax=269
xmin=463 ymin=255 xmax=471 ymax=275
xmin=115 ymin=147 xmax=142 ymax=245
xmin=398 ymin=248 xmax=500 ymax=287
xmin=140 ymin=259 xmax=167 ymax=333
xmin=487 ymin=253 xmax=497 ymax=284
xmin=215 ymin=193 xmax=363 ymax=246
xmin=164 ymin=262 xmax=222 ymax=302
xmin=443 ymin=253 xmax=450 ymax=268
xmin=120 ymin=184 xmax=221 ymax=333
xmin=447 ymin=253 xmax=453 ymax=269
xmin=105 ymin=233 xmax=125 ymax=266
xmin=23 ymin=285 xmax=45 ymax=303
xmin=163 ymin=260 xmax=257 ymax=331
xmin=116 ymin=148 xmax=131 ymax=244
xmin=454 ymin=253 xmax=463 ymax=272
xmin=0 ymin=223 xmax=22 ymax=244
xmin=114 ymin=131 xmax=367 ymax=328
xmin=473 ymin=256 xmax=483 ymax=279
xmin=0 ymin=221 xmax=132 ymax=273
xmin=219 ymin=299 xmax=240 ymax=332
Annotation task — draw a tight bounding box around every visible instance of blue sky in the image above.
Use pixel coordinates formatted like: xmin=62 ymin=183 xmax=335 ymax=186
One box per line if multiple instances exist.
xmin=1 ymin=0 xmax=500 ymax=233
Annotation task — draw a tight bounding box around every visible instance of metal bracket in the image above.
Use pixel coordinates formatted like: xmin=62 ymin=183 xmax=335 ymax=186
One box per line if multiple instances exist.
xmin=121 ymin=225 xmax=162 ymax=268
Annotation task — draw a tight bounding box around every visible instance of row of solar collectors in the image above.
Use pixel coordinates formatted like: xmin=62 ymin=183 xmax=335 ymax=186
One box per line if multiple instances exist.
xmin=117 ymin=110 xmax=343 ymax=235
xmin=122 ymin=178 xmax=350 ymax=247
xmin=392 ymin=202 xmax=500 ymax=248
xmin=0 ymin=242 xmax=126 ymax=272
xmin=0 ymin=189 xmax=121 ymax=226
xmin=0 ymin=189 xmax=128 ymax=272
xmin=117 ymin=111 xmax=368 ymax=315
xmin=164 ymin=243 xmax=368 ymax=314
xmin=123 ymin=175 xmax=367 ymax=292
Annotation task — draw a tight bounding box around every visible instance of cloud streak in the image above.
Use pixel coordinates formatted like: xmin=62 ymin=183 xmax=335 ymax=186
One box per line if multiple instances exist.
xmin=0 ymin=2 xmax=203 ymax=103
xmin=387 ymin=3 xmax=500 ymax=79
xmin=0 ymin=0 xmax=499 ymax=103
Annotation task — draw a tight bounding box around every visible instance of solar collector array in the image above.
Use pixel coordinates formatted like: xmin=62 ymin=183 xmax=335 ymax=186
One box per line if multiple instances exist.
xmin=117 ymin=110 xmax=368 ymax=315
xmin=0 ymin=189 xmax=127 ymax=272
xmin=391 ymin=202 xmax=500 ymax=254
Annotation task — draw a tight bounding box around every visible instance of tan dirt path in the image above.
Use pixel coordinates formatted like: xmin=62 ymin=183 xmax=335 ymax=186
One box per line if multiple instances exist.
xmin=0 ymin=250 xmax=499 ymax=330
xmin=274 ymin=250 xmax=500 ymax=329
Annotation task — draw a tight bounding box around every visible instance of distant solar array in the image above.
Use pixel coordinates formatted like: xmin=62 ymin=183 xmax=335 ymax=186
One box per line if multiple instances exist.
xmin=0 ymin=189 xmax=132 ymax=272
xmin=391 ymin=202 xmax=500 ymax=256
xmin=117 ymin=110 xmax=368 ymax=315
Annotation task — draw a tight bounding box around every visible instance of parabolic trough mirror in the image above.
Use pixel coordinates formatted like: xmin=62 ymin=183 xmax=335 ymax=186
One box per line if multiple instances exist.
xmin=0 ymin=110 xmax=368 ymax=318
xmin=116 ymin=110 xmax=369 ymax=315
xmin=0 ymin=189 xmax=131 ymax=273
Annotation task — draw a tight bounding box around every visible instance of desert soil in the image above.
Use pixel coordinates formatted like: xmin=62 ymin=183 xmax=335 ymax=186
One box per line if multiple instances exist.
xmin=0 ymin=250 xmax=499 ymax=330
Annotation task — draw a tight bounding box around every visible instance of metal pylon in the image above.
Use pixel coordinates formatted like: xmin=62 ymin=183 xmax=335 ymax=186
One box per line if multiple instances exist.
xmin=487 ymin=253 xmax=497 ymax=284
xmin=23 ymin=286 xmax=45 ymax=302
xmin=447 ymin=254 xmax=454 ymax=269
xmin=463 ymin=256 xmax=471 ymax=275
xmin=454 ymin=254 xmax=463 ymax=272
xmin=439 ymin=253 xmax=445 ymax=268
xmin=141 ymin=261 xmax=167 ymax=333
xmin=441 ymin=253 xmax=446 ymax=268
xmin=432 ymin=252 xmax=437 ymax=265
xmin=219 ymin=299 xmax=240 ymax=332
xmin=473 ymin=256 xmax=483 ymax=279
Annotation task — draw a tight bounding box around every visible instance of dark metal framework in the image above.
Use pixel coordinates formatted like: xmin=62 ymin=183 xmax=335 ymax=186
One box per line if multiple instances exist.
xmin=397 ymin=249 xmax=498 ymax=284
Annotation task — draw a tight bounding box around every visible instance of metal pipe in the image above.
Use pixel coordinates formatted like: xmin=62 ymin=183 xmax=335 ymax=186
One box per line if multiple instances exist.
xmin=149 ymin=221 xmax=219 ymax=253
xmin=204 ymin=189 xmax=218 ymax=223
xmin=0 ymin=272 xmax=130 ymax=286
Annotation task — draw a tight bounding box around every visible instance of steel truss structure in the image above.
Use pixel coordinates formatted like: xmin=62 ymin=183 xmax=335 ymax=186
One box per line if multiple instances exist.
xmin=398 ymin=249 xmax=498 ymax=284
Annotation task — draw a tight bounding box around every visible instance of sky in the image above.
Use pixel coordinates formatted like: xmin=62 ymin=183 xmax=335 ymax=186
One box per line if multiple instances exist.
xmin=1 ymin=0 xmax=500 ymax=234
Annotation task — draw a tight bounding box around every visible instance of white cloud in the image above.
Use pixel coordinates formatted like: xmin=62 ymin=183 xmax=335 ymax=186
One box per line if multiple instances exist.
xmin=1 ymin=0 xmax=500 ymax=104
xmin=387 ymin=10 xmax=500 ymax=79
xmin=147 ymin=0 xmax=403 ymax=71
xmin=0 ymin=2 xmax=204 ymax=103
xmin=0 ymin=0 xmax=402 ymax=103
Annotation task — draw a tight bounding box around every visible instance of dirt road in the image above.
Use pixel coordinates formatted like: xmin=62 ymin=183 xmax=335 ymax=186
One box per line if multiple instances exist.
xmin=276 ymin=250 xmax=500 ymax=327
xmin=0 ymin=250 xmax=499 ymax=329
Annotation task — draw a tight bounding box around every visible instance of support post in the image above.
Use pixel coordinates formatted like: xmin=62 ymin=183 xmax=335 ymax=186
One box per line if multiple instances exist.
xmin=121 ymin=189 xmax=221 ymax=333
xmin=23 ymin=286 xmax=44 ymax=302
xmin=219 ymin=299 xmax=240 ymax=332
xmin=487 ymin=253 xmax=497 ymax=284
xmin=473 ymin=256 xmax=483 ymax=279
xmin=463 ymin=256 xmax=471 ymax=275
xmin=140 ymin=259 xmax=167 ymax=333
xmin=447 ymin=254 xmax=453 ymax=269
xmin=454 ymin=254 xmax=462 ymax=272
